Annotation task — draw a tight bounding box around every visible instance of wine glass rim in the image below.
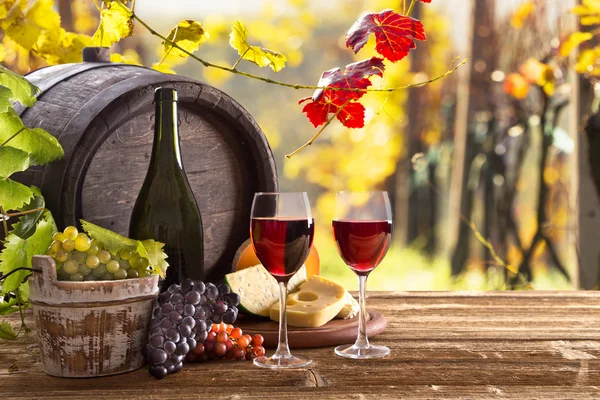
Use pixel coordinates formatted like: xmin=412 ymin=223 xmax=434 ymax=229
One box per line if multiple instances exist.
xmin=254 ymin=191 xmax=308 ymax=195
xmin=337 ymin=190 xmax=389 ymax=194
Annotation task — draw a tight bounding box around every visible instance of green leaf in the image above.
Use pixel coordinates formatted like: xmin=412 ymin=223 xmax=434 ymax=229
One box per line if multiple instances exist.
xmin=0 ymin=321 xmax=17 ymax=340
xmin=0 ymin=296 xmax=20 ymax=316
xmin=163 ymin=20 xmax=208 ymax=59
xmin=0 ymin=179 xmax=33 ymax=211
xmin=0 ymin=109 xmax=63 ymax=165
xmin=229 ymin=21 xmax=287 ymax=72
xmin=136 ymin=240 xmax=169 ymax=278
xmin=92 ymin=0 xmax=133 ymax=47
xmin=0 ymin=64 xmax=40 ymax=107
xmin=0 ymin=146 xmax=30 ymax=178
xmin=11 ymin=187 xmax=45 ymax=239
xmin=0 ymin=212 xmax=56 ymax=293
xmin=80 ymin=219 xmax=138 ymax=254
xmin=0 ymin=87 xmax=13 ymax=113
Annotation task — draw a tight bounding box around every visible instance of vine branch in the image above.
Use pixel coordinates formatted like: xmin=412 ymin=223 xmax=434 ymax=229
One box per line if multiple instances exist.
xmin=132 ymin=14 xmax=466 ymax=94
xmin=406 ymin=0 xmax=418 ymax=16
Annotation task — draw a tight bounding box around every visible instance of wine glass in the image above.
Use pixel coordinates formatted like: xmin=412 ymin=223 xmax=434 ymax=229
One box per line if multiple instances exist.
xmin=250 ymin=192 xmax=314 ymax=368
xmin=332 ymin=191 xmax=392 ymax=359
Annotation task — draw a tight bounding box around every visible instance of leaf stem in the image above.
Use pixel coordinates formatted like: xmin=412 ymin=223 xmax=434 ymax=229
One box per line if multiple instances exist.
xmin=132 ymin=13 xmax=466 ymax=94
xmin=0 ymin=206 xmax=8 ymax=239
xmin=0 ymin=267 xmax=42 ymax=282
xmin=15 ymin=287 xmax=29 ymax=336
xmin=406 ymin=0 xmax=418 ymax=16
xmin=285 ymin=100 xmax=350 ymax=159
xmin=5 ymin=207 xmax=46 ymax=218
xmin=232 ymin=48 xmax=249 ymax=70
xmin=0 ymin=127 xmax=25 ymax=147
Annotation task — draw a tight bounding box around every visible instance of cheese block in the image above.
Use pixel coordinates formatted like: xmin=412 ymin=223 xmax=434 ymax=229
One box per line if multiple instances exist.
xmin=225 ymin=265 xmax=307 ymax=318
xmin=270 ymin=275 xmax=346 ymax=328
xmin=336 ymin=290 xmax=359 ymax=319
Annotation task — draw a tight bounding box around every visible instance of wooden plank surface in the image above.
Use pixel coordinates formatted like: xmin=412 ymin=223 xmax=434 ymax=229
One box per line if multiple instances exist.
xmin=1 ymin=292 xmax=600 ymax=399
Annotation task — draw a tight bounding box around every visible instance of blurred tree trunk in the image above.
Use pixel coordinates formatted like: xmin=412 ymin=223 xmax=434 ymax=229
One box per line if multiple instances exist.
xmin=58 ymin=0 xmax=73 ymax=31
xmin=448 ymin=0 xmax=496 ymax=275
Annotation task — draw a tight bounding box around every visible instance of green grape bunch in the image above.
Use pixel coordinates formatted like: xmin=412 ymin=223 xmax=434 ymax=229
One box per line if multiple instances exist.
xmin=46 ymin=225 xmax=153 ymax=281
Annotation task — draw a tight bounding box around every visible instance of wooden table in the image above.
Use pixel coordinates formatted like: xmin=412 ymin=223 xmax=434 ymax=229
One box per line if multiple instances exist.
xmin=2 ymin=292 xmax=600 ymax=399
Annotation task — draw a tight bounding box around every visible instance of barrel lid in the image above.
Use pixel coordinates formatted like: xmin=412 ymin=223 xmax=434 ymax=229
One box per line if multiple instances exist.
xmin=155 ymin=87 xmax=178 ymax=102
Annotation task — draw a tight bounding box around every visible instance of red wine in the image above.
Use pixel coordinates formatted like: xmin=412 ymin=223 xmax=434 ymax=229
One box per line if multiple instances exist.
xmin=332 ymin=220 xmax=392 ymax=275
xmin=250 ymin=217 xmax=314 ymax=282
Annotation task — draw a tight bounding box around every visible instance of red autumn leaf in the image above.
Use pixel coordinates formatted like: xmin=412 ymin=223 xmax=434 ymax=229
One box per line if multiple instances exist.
xmin=300 ymin=57 xmax=384 ymax=129
xmin=345 ymin=9 xmax=426 ymax=62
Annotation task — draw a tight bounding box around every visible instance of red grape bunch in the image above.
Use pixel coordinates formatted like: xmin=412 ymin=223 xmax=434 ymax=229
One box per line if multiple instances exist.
xmin=187 ymin=322 xmax=265 ymax=362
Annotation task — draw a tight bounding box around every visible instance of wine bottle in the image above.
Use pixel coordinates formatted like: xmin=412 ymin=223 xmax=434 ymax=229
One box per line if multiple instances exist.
xmin=129 ymin=87 xmax=204 ymax=290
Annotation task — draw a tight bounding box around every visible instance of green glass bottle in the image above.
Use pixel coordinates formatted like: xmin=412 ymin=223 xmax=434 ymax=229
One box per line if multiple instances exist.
xmin=129 ymin=88 xmax=204 ymax=290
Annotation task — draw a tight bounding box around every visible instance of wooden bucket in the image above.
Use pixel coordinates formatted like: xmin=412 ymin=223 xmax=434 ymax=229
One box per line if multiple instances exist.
xmin=13 ymin=49 xmax=277 ymax=281
xmin=29 ymin=255 xmax=159 ymax=377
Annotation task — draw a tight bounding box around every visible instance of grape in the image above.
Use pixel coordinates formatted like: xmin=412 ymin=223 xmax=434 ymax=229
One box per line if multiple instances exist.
xmin=232 ymin=347 xmax=245 ymax=360
xmin=225 ymin=339 xmax=233 ymax=352
xmin=230 ymin=327 xmax=242 ymax=339
xmin=185 ymin=290 xmax=201 ymax=305
xmin=253 ymin=346 xmax=265 ymax=357
xmin=64 ymin=226 xmax=78 ymax=241
xmin=160 ymin=318 xmax=174 ymax=330
xmin=78 ymin=264 xmax=91 ymax=276
xmin=150 ymin=335 xmax=165 ymax=349
xmin=183 ymin=303 xmax=195 ymax=317
xmin=129 ymin=255 xmax=142 ymax=269
xmin=127 ymin=269 xmax=139 ymax=278
xmin=187 ymin=338 xmax=196 ymax=350
xmin=92 ymin=264 xmax=107 ymax=278
xmin=111 ymin=253 xmax=121 ymax=262
xmin=72 ymin=251 xmax=87 ymax=264
xmin=182 ymin=316 xmax=195 ymax=329
xmin=84 ymin=274 xmax=95 ymax=281
xmin=161 ymin=303 xmax=173 ymax=314
xmin=211 ymin=314 xmax=222 ymax=324
xmin=86 ymin=255 xmax=100 ymax=268
xmin=252 ymin=334 xmax=264 ymax=347
xmin=178 ymin=324 xmax=192 ymax=338
xmin=214 ymin=302 xmax=227 ymax=315
xmin=174 ymin=303 xmax=184 ymax=314
xmin=55 ymin=250 xmax=68 ymax=263
xmin=139 ymin=269 xmax=150 ymax=277
xmin=164 ymin=361 xmax=175 ymax=373
xmin=206 ymin=332 xmax=217 ymax=342
xmin=205 ymin=283 xmax=219 ymax=301
xmin=62 ymin=239 xmax=75 ymax=252
xmin=213 ymin=342 xmax=227 ymax=358
xmin=63 ymin=260 xmax=79 ymax=275
xmin=237 ymin=336 xmax=250 ymax=349
xmin=114 ymin=269 xmax=127 ymax=280
xmin=49 ymin=240 xmax=62 ymax=253
xmin=176 ymin=342 xmax=189 ymax=356
xmin=168 ymin=311 xmax=182 ymax=323
xmin=87 ymin=242 xmax=100 ymax=256
xmin=194 ymin=281 xmax=205 ymax=295
xmin=193 ymin=306 xmax=206 ymax=320
xmin=57 ymin=268 xmax=70 ymax=281
xmin=225 ymin=293 xmax=241 ymax=307
xmin=101 ymin=272 xmax=114 ymax=280
xmin=195 ymin=331 xmax=208 ymax=343
xmin=164 ymin=341 xmax=176 ymax=354
xmin=171 ymin=354 xmax=185 ymax=365
xmin=74 ymin=233 xmax=91 ymax=252
xmin=181 ymin=279 xmax=194 ymax=293
xmin=52 ymin=232 xmax=66 ymax=242
xmin=222 ymin=309 xmax=236 ymax=324
xmin=97 ymin=250 xmax=111 ymax=264
xmin=139 ymin=257 xmax=149 ymax=269
xmin=149 ymin=348 xmax=168 ymax=365
xmin=119 ymin=250 xmax=132 ymax=260
xmin=167 ymin=284 xmax=181 ymax=294
xmin=202 ymin=304 xmax=214 ymax=318
xmin=170 ymin=293 xmax=184 ymax=304
xmin=173 ymin=362 xmax=183 ymax=373
xmin=217 ymin=331 xmax=228 ymax=343
xmin=106 ymin=260 xmax=119 ymax=273
xmin=118 ymin=259 xmax=131 ymax=271
xmin=149 ymin=365 xmax=167 ymax=379
xmin=159 ymin=292 xmax=171 ymax=304
xmin=165 ymin=329 xmax=180 ymax=343
xmin=218 ymin=284 xmax=231 ymax=296
xmin=70 ymin=273 xmax=84 ymax=281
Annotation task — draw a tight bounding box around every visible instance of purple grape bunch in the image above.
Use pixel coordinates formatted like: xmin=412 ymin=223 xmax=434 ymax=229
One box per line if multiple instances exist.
xmin=145 ymin=279 xmax=241 ymax=379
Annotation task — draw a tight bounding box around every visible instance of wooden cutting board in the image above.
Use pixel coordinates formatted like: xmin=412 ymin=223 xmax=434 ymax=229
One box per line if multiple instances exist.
xmin=234 ymin=310 xmax=387 ymax=349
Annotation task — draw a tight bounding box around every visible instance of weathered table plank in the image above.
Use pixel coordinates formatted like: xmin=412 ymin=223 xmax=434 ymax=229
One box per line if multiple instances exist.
xmin=1 ymin=291 xmax=599 ymax=399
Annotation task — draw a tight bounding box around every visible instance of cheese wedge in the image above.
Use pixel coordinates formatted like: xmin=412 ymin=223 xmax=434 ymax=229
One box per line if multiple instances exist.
xmin=270 ymin=275 xmax=346 ymax=328
xmin=225 ymin=264 xmax=307 ymax=317
xmin=336 ymin=290 xmax=359 ymax=319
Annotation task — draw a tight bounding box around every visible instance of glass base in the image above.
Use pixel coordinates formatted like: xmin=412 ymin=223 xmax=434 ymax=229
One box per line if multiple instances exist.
xmin=253 ymin=354 xmax=312 ymax=369
xmin=334 ymin=343 xmax=390 ymax=359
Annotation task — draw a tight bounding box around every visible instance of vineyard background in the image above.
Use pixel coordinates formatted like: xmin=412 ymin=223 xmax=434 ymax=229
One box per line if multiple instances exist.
xmin=1 ymin=0 xmax=588 ymax=290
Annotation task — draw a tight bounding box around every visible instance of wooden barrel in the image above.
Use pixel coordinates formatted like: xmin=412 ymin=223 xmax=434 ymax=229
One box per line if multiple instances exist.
xmin=14 ymin=52 xmax=277 ymax=281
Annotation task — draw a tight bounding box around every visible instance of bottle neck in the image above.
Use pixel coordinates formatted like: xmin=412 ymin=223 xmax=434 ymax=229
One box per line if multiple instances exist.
xmin=150 ymin=99 xmax=183 ymax=170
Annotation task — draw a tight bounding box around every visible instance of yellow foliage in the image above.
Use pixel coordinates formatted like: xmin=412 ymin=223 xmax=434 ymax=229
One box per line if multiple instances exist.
xmin=510 ymin=1 xmax=535 ymax=29
xmin=73 ymin=0 xmax=99 ymax=34
xmin=560 ymin=32 xmax=593 ymax=57
xmin=92 ymin=0 xmax=133 ymax=47
xmin=163 ymin=20 xmax=209 ymax=59
xmin=229 ymin=21 xmax=287 ymax=72
xmin=110 ymin=49 xmax=142 ymax=65
xmin=504 ymin=73 xmax=530 ymax=99
xmin=3 ymin=0 xmax=61 ymax=50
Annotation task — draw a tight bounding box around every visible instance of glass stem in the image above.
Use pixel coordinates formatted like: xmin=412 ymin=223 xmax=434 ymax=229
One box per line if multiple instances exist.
xmin=355 ymin=274 xmax=370 ymax=348
xmin=274 ymin=281 xmax=291 ymax=358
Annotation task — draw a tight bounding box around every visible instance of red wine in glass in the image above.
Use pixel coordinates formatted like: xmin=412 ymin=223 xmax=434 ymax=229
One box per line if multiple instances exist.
xmin=332 ymin=220 xmax=392 ymax=275
xmin=251 ymin=217 xmax=314 ymax=283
